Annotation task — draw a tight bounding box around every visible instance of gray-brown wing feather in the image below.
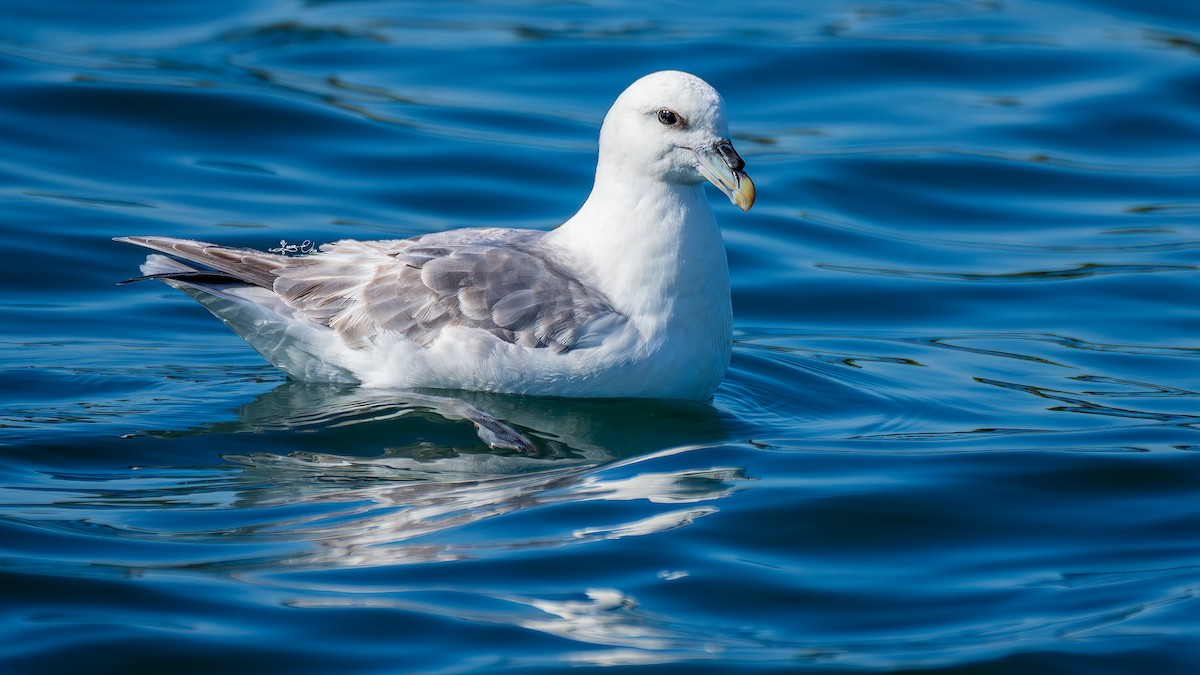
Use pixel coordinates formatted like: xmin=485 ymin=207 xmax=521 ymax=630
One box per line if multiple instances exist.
xmin=114 ymin=236 xmax=287 ymax=289
xmin=273 ymin=229 xmax=621 ymax=351
xmin=118 ymin=231 xmax=621 ymax=351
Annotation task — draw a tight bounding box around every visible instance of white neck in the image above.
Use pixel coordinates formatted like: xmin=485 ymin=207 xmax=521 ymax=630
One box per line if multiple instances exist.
xmin=545 ymin=166 xmax=731 ymax=340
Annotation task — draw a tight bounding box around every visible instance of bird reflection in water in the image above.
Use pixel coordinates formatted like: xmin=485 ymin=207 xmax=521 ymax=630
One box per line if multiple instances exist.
xmin=115 ymin=382 xmax=743 ymax=570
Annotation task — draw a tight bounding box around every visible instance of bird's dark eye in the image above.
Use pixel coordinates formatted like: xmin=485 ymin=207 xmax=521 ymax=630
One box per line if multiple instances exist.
xmin=657 ymin=109 xmax=680 ymax=126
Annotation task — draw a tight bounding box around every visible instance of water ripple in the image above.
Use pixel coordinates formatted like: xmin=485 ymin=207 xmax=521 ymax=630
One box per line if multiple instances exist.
xmin=5 ymin=0 xmax=1200 ymax=671
xmin=976 ymin=377 xmax=1200 ymax=425
xmin=3 ymin=443 xmax=750 ymax=574
xmin=817 ymin=261 xmax=1197 ymax=282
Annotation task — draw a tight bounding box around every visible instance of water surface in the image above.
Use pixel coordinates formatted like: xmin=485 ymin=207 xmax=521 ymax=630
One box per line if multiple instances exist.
xmin=2 ymin=0 xmax=1199 ymax=673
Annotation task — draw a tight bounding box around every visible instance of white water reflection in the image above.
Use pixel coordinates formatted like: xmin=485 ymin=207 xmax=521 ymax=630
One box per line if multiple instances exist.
xmin=573 ymin=466 xmax=746 ymax=504
xmin=14 ymin=381 xmax=746 ymax=571
xmin=286 ymin=583 xmax=768 ymax=666
xmin=573 ymin=507 xmax=718 ymax=542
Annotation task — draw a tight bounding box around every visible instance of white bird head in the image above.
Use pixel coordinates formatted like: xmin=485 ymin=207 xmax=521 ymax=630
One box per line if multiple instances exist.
xmin=597 ymin=70 xmax=755 ymax=211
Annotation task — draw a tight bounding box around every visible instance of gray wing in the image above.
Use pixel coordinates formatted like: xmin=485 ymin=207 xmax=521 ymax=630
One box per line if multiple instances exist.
xmin=118 ymin=230 xmax=622 ymax=352
xmin=273 ymin=229 xmax=621 ymax=352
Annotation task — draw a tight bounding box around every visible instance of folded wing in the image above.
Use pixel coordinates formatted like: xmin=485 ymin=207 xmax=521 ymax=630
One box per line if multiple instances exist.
xmin=117 ymin=229 xmax=623 ymax=354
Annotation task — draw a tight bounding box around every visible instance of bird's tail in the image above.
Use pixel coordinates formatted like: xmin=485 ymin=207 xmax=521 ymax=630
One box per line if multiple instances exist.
xmin=121 ymin=252 xmax=357 ymax=384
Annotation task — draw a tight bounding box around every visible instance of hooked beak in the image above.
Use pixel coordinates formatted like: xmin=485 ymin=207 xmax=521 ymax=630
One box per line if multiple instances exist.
xmin=694 ymin=139 xmax=755 ymax=211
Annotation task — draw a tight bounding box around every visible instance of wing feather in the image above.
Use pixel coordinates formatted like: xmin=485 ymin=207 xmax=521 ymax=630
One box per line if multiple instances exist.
xmin=114 ymin=236 xmax=286 ymax=289
xmin=118 ymin=230 xmax=623 ymax=353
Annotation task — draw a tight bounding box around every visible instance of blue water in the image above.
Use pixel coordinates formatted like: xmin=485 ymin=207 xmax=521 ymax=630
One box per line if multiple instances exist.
xmin=2 ymin=0 xmax=1199 ymax=672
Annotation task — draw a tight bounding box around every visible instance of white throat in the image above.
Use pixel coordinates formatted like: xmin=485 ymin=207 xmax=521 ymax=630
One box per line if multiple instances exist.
xmin=545 ymin=167 xmax=732 ymax=343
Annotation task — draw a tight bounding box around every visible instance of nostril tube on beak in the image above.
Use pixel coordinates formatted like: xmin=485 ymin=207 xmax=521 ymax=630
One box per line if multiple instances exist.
xmin=714 ymin=140 xmax=745 ymax=172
